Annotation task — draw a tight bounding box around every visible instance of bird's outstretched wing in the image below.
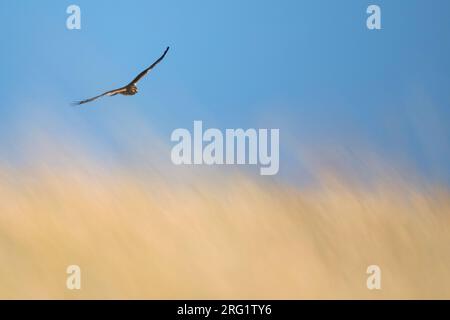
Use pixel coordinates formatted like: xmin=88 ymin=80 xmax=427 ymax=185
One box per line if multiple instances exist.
xmin=128 ymin=46 xmax=170 ymax=86
xmin=72 ymin=87 xmax=127 ymax=106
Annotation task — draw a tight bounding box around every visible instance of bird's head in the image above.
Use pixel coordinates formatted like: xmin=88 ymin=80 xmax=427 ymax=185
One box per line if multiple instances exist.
xmin=130 ymin=85 xmax=138 ymax=94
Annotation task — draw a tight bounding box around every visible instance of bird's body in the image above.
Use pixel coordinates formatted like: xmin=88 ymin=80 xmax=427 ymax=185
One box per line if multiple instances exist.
xmin=122 ymin=85 xmax=138 ymax=96
xmin=111 ymin=85 xmax=138 ymax=96
xmin=73 ymin=47 xmax=169 ymax=105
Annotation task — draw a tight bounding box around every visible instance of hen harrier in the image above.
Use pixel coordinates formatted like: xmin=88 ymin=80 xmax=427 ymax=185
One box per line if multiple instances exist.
xmin=73 ymin=46 xmax=169 ymax=105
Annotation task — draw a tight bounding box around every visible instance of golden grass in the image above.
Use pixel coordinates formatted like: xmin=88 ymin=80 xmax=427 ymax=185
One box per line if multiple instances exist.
xmin=0 ymin=161 xmax=449 ymax=299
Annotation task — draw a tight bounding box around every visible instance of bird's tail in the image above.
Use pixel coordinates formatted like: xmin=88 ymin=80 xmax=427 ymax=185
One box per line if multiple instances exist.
xmin=70 ymin=101 xmax=85 ymax=106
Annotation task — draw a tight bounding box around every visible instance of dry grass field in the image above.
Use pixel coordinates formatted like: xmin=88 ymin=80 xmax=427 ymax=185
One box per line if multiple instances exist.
xmin=0 ymin=151 xmax=449 ymax=299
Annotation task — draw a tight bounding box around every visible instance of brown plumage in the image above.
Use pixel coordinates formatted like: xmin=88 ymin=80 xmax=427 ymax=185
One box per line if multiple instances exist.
xmin=73 ymin=47 xmax=169 ymax=105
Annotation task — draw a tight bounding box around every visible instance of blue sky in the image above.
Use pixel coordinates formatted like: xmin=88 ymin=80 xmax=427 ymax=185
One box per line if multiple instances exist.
xmin=0 ymin=0 xmax=449 ymax=183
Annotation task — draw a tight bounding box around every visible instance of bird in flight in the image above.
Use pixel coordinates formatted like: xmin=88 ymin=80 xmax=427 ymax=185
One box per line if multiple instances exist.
xmin=73 ymin=46 xmax=169 ymax=105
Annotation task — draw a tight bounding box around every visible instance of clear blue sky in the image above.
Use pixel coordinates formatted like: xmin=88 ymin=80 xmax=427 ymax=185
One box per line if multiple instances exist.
xmin=0 ymin=0 xmax=449 ymax=183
